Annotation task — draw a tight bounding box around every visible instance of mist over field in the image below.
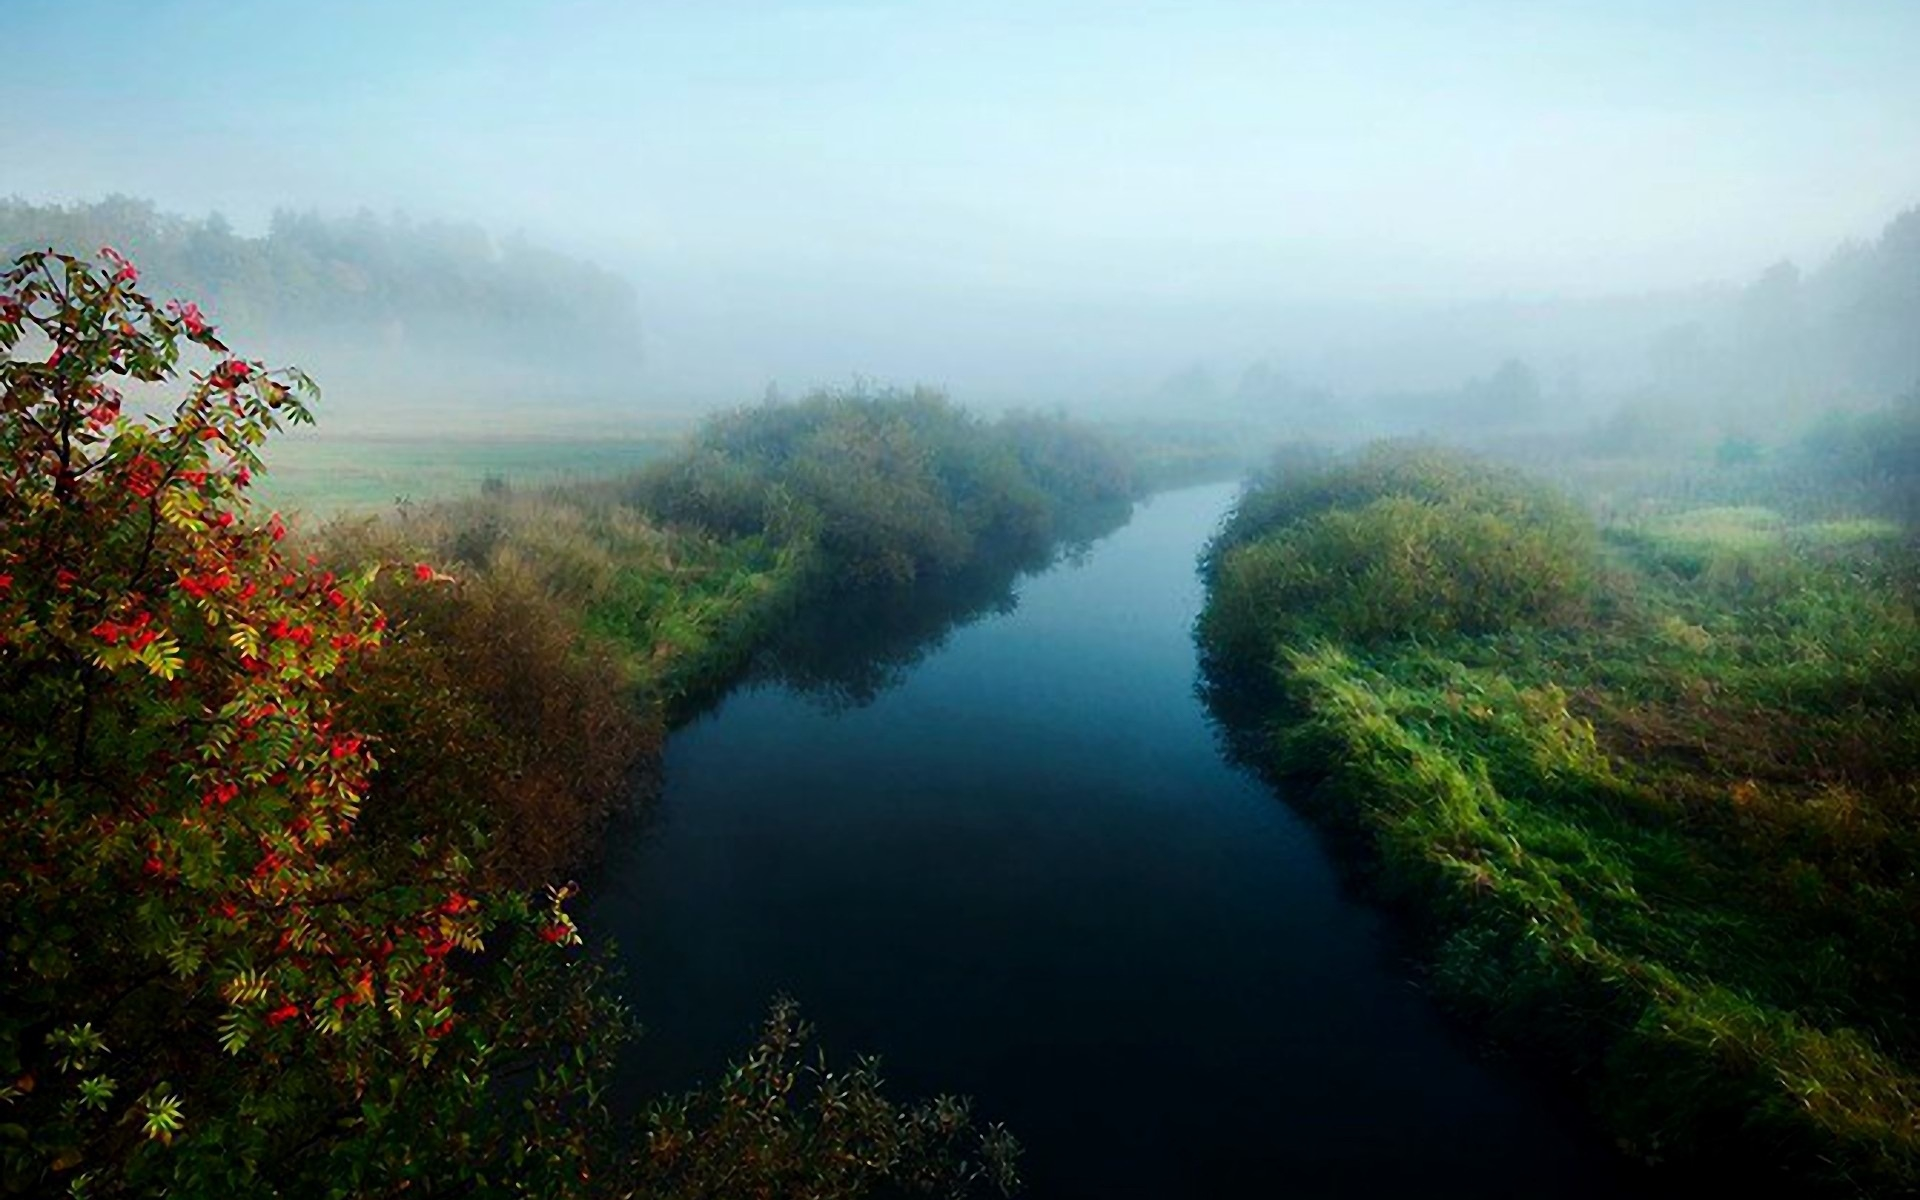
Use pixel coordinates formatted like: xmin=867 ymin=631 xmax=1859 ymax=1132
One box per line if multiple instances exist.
xmin=6 ymin=0 xmax=1919 ymax=434
xmin=7 ymin=5 xmax=1920 ymax=1196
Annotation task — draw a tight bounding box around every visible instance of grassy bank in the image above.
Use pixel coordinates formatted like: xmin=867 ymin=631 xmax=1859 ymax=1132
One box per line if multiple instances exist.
xmin=319 ymin=386 xmax=1139 ymax=882
xmin=1199 ymin=441 xmax=1920 ymax=1191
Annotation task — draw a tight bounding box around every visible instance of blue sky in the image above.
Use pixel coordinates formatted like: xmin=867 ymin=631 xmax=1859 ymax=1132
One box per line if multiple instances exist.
xmin=6 ymin=0 xmax=1919 ymax=398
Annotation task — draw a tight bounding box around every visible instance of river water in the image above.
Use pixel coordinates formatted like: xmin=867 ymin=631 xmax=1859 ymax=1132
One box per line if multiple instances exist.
xmin=588 ymin=481 xmax=1630 ymax=1198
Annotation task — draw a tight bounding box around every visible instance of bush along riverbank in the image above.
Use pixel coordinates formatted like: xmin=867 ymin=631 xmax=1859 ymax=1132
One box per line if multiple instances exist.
xmin=3 ymin=248 xmax=1117 ymax=1195
xmin=321 ymin=386 xmax=1141 ymax=880
xmin=1198 ymin=440 xmax=1920 ymax=1193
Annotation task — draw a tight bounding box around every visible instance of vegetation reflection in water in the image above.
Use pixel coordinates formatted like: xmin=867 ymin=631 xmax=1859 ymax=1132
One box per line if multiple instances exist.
xmin=593 ymin=481 xmax=1634 ymax=1200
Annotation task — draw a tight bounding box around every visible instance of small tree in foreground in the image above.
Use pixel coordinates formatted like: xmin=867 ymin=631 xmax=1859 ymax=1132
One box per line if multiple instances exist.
xmin=0 ymin=248 xmax=1017 ymax=1198
xmin=0 ymin=247 xmax=625 ymax=1195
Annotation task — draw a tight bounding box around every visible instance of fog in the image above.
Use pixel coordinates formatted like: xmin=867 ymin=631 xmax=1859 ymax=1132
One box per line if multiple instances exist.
xmin=6 ymin=0 xmax=1920 ymax=430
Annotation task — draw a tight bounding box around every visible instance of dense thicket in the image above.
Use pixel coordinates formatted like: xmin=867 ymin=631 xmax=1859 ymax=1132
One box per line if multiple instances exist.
xmin=629 ymin=387 xmax=1138 ymax=588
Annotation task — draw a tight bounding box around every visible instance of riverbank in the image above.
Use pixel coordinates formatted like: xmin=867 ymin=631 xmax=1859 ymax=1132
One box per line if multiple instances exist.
xmin=592 ymin=481 xmax=1632 ymax=1198
xmin=1198 ymin=441 xmax=1920 ymax=1191
xmin=320 ymin=387 xmax=1143 ymax=885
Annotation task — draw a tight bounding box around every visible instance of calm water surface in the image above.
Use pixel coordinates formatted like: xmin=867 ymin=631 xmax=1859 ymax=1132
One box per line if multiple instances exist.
xmin=588 ymin=482 xmax=1630 ymax=1198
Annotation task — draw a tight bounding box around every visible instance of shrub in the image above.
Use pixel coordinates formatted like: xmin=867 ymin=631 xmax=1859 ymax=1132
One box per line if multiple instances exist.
xmin=315 ymin=497 xmax=657 ymax=885
xmin=631 ymin=386 xmax=1131 ymax=588
xmin=634 ymin=999 xmax=1020 ymax=1199
xmin=346 ymin=556 xmax=649 ymax=887
xmin=1201 ymin=442 xmax=1597 ymax=657
xmin=0 ymin=248 xmax=611 ymax=1194
xmin=1210 ymin=440 xmax=1587 ymax=560
xmin=995 ymin=410 xmax=1139 ymax=506
xmin=1793 ymin=392 xmax=1920 ymax=525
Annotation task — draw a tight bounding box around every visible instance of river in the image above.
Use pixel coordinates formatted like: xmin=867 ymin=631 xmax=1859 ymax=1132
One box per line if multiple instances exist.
xmin=587 ymin=481 xmax=1630 ymax=1198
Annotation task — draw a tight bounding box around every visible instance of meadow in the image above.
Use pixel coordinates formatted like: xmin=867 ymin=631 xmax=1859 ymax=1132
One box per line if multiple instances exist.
xmin=256 ymin=430 xmax=683 ymax=515
xmin=1199 ymin=432 xmax=1920 ymax=1192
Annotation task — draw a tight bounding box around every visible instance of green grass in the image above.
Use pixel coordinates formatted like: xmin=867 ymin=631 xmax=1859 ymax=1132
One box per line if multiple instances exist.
xmin=258 ymin=432 xmax=683 ymax=516
xmin=1644 ymin=504 xmax=1787 ymax=550
xmin=1799 ymin=517 xmax=1906 ymax=547
xmin=1203 ymin=451 xmax=1920 ymax=1191
xmin=581 ymin=532 xmax=814 ymax=713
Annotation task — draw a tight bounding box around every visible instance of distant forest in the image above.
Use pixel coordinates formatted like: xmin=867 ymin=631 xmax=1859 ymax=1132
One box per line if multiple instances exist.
xmin=1647 ymin=203 xmax=1920 ymax=405
xmin=7 ymin=194 xmax=1917 ymax=439
xmin=1159 ymin=203 xmax=1920 ymax=441
xmin=0 ymin=196 xmax=641 ymax=408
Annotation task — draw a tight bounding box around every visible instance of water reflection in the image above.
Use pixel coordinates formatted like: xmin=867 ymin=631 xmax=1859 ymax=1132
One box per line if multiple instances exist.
xmin=590 ymin=484 xmax=1634 ymax=1199
xmin=748 ymin=498 xmax=1134 ymax=710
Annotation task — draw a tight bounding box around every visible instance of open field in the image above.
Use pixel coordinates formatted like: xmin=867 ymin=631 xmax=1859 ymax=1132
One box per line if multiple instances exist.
xmin=256 ymin=431 xmax=686 ymax=517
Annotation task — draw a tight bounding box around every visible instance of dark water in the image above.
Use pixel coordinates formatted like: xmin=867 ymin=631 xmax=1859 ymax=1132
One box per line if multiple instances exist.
xmin=588 ymin=482 xmax=1630 ymax=1199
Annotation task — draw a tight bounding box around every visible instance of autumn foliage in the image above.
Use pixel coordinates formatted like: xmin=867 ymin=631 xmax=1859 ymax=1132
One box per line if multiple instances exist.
xmin=0 ymin=249 xmax=601 ymax=1195
xmin=0 ymin=242 xmax=1044 ymax=1200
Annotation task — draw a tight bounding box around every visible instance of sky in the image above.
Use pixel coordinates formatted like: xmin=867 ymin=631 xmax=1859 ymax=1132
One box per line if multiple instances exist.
xmin=5 ymin=0 xmax=1919 ymax=405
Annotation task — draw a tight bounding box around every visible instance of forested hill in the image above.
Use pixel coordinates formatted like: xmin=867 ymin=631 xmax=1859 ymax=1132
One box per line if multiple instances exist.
xmin=1142 ymin=201 xmax=1920 ymax=442
xmin=0 ymin=196 xmax=641 ymax=417
xmin=1667 ymin=201 xmax=1920 ymax=405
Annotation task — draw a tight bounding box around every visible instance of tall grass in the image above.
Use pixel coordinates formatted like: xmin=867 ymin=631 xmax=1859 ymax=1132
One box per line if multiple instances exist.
xmin=1200 ymin=443 xmax=1597 ymax=661
xmin=1200 ymin=439 xmax=1920 ymax=1191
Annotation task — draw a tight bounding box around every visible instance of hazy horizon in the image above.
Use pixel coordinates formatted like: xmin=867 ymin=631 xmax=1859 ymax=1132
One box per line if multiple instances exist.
xmin=7 ymin=0 xmax=1919 ymax=411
